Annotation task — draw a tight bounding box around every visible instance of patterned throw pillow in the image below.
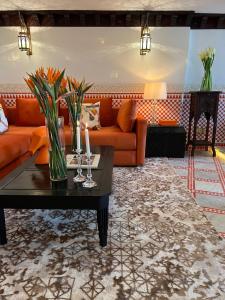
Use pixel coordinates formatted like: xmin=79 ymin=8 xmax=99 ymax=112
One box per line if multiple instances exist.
xmin=81 ymin=102 xmax=100 ymax=130
xmin=0 ymin=104 xmax=8 ymax=134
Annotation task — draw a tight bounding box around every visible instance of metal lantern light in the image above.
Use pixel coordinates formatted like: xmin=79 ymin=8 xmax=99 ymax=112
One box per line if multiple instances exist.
xmin=18 ymin=12 xmax=32 ymax=55
xmin=140 ymin=26 xmax=151 ymax=55
xmin=140 ymin=13 xmax=151 ymax=55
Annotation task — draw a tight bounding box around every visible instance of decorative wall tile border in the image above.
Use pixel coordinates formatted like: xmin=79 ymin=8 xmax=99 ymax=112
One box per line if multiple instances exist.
xmin=0 ymin=91 xmax=224 ymax=143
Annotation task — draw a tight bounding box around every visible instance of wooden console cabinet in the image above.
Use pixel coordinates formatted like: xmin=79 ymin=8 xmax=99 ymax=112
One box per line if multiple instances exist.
xmin=186 ymin=91 xmax=220 ymax=157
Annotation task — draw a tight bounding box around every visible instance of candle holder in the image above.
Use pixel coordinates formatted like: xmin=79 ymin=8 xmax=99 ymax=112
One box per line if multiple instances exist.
xmin=82 ymin=157 xmax=97 ymax=188
xmin=73 ymin=149 xmax=86 ymax=183
xmin=84 ymin=152 xmax=92 ymax=160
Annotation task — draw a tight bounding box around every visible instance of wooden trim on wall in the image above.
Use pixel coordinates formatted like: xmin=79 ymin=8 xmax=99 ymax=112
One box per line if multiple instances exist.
xmin=0 ymin=10 xmax=225 ymax=29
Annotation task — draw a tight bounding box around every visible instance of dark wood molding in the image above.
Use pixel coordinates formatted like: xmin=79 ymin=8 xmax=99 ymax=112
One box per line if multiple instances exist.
xmin=0 ymin=10 xmax=225 ymax=29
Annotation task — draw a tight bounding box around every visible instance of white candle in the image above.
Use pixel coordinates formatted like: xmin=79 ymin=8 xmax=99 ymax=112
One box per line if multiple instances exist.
xmin=85 ymin=123 xmax=91 ymax=158
xmin=76 ymin=121 xmax=81 ymax=151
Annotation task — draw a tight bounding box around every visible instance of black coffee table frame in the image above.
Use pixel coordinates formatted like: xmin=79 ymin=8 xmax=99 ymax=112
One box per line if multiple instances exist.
xmin=0 ymin=146 xmax=113 ymax=247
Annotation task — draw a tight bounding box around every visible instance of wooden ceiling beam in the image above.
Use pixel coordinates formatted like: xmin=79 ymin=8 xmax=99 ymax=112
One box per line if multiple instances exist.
xmin=41 ymin=14 xmax=55 ymax=26
xmin=125 ymin=13 xmax=132 ymax=26
xmin=2 ymin=13 xmax=10 ymax=26
xmin=0 ymin=10 xmax=225 ymax=29
xmin=217 ymin=16 xmax=225 ymax=28
xmin=26 ymin=14 xmax=40 ymax=26
xmin=155 ymin=14 xmax=162 ymax=26
xmin=200 ymin=16 xmax=208 ymax=29
xmin=170 ymin=15 xmax=178 ymax=26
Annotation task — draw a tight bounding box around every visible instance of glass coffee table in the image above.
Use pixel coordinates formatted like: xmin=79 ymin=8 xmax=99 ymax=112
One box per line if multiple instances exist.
xmin=0 ymin=146 xmax=113 ymax=247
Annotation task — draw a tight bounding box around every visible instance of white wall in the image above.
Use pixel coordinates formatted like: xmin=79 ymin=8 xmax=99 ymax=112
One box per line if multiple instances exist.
xmin=185 ymin=30 xmax=225 ymax=91
xmin=1 ymin=27 xmax=225 ymax=92
xmin=0 ymin=27 xmax=190 ymax=91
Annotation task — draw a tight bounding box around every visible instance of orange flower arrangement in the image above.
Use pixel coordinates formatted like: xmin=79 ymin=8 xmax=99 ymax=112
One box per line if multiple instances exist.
xmin=63 ymin=76 xmax=93 ymax=151
xmin=24 ymin=66 xmax=93 ymax=179
xmin=25 ymin=67 xmax=67 ymax=181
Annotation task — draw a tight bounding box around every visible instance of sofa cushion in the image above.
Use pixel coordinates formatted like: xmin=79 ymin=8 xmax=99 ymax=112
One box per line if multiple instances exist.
xmin=4 ymin=106 xmax=16 ymax=125
xmin=0 ymin=134 xmax=31 ymax=169
xmin=64 ymin=125 xmax=136 ymax=150
xmin=16 ymin=98 xmax=45 ymax=126
xmin=5 ymin=125 xmax=37 ymax=138
xmin=84 ymin=97 xmax=113 ymax=127
xmin=59 ymin=106 xmax=69 ymax=125
xmin=117 ymin=99 xmax=137 ymax=132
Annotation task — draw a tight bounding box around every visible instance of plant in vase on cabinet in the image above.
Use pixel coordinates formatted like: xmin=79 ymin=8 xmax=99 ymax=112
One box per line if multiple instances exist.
xmin=25 ymin=67 xmax=68 ymax=182
xmin=199 ymin=47 xmax=215 ymax=91
xmin=63 ymin=78 xmax=93 ymax=152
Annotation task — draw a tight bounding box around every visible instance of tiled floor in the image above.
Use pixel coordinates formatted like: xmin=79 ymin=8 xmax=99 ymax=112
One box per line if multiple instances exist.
xmin=169 ymin=147 xmax=225 ymax=238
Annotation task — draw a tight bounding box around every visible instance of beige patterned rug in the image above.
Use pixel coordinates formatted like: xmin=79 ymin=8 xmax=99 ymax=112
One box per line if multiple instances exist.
xmin=0 ymin=158 xmax=225 ymax=300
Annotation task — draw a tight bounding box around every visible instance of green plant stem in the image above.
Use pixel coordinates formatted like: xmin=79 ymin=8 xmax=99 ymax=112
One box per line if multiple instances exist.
xmin=47 ymin=115 xmax=67 ymax=180
xmin=201 ymin=58 xmax=213 ymax=91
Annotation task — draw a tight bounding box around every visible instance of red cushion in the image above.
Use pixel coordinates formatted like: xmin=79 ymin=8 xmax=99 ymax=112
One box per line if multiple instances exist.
xmin=64 ymin=125 xmax=136 ymax=150
xmin=158 ymin=119 xmax=178 ymax=126
xmin=0 ymin=134 xmax=31 ymax=169
xmin=59 ymin=106 xmax=69 ymax=125
xmin=5 ymin=107 xmax=16 ymax=125
xmin=117 ymin=99 xmax=137 ymax=132
xmin=16 ymin=98 xmax=45 ymax=126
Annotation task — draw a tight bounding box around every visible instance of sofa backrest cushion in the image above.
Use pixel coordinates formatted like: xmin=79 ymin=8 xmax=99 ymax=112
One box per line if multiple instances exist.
xmin=117 ymin=99 xmax=137 ymax=132
xmin=0 ymin=99 xmax=17 ymax=125
xmin=59 ymin=106 xmax=69 ymax=125
xmin=16 ymin=98 xmax=45 ymax=126
xmin=84 ymin=97 xmax=113 ymax=127
xmin=5 ymin=107 xmax=17 ymax=125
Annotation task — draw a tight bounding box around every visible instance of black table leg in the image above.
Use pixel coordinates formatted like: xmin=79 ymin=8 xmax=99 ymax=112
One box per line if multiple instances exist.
xmin=97 ymin=207 xmax=108 ymax=247
xmin=0 ymin=208 xmax=7 ymax=245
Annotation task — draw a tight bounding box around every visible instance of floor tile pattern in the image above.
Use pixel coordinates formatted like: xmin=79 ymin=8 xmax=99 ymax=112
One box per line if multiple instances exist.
xmin=0 ymin=159 xmax=225 ymax=299
xmin=169 ymin=147 xmax=225 ymax=238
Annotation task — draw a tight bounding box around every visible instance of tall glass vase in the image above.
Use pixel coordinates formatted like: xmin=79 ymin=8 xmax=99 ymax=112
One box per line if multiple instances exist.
xmin=46 ymin=116 xmax=67 ymax=181
xmin=70 ymin=112 xmax=81 ymax=153
xmin=201 ymin=68 xmax=212 ymax=91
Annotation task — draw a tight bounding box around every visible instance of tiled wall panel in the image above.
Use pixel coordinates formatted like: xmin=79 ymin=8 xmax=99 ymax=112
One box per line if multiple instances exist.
xmin=0 ymin=90 xmax=224 ymax=144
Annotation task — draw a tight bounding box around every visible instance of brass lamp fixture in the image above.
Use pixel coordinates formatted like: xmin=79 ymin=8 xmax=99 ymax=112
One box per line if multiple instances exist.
xmin=140 ymin=14 xmax=151 ymax=55
xmin=18 ymin=12 xmax=32 ymax=55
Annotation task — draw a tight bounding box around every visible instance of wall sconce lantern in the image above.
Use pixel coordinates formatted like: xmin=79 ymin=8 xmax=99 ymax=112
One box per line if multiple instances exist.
xmin=140 ymin=14 xmax=151 ymax=55
xmin=18 ymin=13 xmax=32 ymax=55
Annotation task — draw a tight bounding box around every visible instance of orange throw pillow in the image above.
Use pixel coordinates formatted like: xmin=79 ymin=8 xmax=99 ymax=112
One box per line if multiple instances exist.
xmin=158 ymin=119 xmax=178 ymax=126
xmin=117 ymin=99 xmax=137 ymax=132
xmin=16 ymin=98 xmax=45 ymax=126
xmin=29 ymin=126 xmax=49 ymax=164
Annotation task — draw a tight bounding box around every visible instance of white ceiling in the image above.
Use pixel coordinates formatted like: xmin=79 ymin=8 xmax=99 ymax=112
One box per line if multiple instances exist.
xmin=1 ymin=0 xmax=225 ymax=13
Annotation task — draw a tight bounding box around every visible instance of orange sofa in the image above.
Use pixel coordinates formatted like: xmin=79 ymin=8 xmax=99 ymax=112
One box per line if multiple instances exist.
xmin=0 ymin=97 xmax=147 ymax=179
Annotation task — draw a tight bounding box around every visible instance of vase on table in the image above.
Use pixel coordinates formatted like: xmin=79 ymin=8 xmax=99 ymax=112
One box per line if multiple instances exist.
xmin=46 ymin=116 xmax=67 ymax=181
xmin=63 ymin=79 xmax=93 ymax=152
xmin=201 ymin=68 xmax=212 ymax=91
xmin=24 ymin=67 xmax=68 ymax=182
xmin=199 ymin=47 xmax=215 ymax=92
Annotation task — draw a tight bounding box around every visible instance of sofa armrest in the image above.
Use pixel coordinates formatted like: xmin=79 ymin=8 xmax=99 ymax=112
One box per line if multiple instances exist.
xmin=135 ymin=115 xmax=147 ymax=165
